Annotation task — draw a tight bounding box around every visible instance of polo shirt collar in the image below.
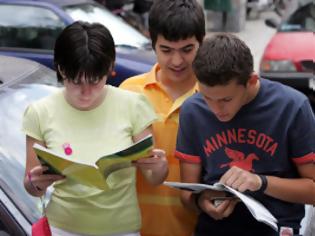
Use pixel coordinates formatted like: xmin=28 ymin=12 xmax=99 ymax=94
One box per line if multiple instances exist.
xmin=144 ymin=63 xmax=160 ymax=87
xmin=167 ymin=83 xmax=198 ymax=116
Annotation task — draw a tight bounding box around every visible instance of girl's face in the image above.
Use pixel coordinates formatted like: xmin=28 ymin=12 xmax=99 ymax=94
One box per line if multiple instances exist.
xmin=63 ymin=75 xmax=107 ymax=111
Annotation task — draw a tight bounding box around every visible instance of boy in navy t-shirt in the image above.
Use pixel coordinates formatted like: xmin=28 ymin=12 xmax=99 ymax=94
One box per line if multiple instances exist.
xmin=175 ymin=33 xmax=315 ymax=236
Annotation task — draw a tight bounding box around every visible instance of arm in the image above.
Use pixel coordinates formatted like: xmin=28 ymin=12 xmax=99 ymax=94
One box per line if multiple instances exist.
xmin=24 ymin=135 xmax=64 ymax=197
xmin=264 ymin=99 xmax=315 ymax=204
xmin=132 ymin=127 xmax=168 ymax=185
xmin=265 ymin=162 xmax=315 ymax=204
xmin=179 ymin=160 xmax=202 ymax=212
xmin=180 ymin=161 xmax=239 ymax=220
xmin=220 ymin=162 xmax=315 ymax=205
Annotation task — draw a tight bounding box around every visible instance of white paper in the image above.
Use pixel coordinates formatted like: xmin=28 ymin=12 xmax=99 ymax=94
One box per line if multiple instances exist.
xmin=163 ymin=181 xmax=278 ymax=231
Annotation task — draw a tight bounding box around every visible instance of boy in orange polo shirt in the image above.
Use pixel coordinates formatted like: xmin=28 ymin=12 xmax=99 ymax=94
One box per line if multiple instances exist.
xmin=120 ymin=1 xmax=205 ymax=235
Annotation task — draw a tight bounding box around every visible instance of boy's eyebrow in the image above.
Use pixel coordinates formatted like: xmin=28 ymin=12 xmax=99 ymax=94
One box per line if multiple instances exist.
xmin=181 ymin=44 xmax=195 ymax=49
xmin=204 ymin=94 xmax=232 ymax=101
xmin=159 ymin=45 xmax=171 ymax=49
xmin=159 ymin=44 xmax=196 ymax=51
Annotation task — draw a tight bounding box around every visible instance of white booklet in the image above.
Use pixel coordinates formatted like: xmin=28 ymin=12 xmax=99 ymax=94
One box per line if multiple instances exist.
xmin=163 ymin=181 xmax=278 ymax=231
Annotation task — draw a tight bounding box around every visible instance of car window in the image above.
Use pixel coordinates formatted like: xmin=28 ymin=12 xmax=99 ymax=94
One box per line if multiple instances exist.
xmin=0 ymin=4 xmax=65 ymax=50
xmin=280 ymin=3 xmax=315 ymax=32
xmin=64 ymin=3 xmax=151 ymax=49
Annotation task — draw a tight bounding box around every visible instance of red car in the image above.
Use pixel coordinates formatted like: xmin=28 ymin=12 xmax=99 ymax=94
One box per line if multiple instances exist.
xmin=260 ymin=1 xmax=314 ymax=108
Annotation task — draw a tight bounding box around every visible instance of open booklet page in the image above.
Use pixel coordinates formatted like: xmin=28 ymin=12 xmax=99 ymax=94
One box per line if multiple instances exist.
xmin=163 ymin=181 xmax=278 ymax=231
xmin=96 ymin=135 xmax=153 ymax=179
xmin=33 ymin=135 xmax=153 ymax=190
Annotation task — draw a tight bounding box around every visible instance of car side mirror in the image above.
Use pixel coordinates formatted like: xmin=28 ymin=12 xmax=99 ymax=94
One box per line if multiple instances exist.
xmin=265 ymin=18 xmax=279 ymax=28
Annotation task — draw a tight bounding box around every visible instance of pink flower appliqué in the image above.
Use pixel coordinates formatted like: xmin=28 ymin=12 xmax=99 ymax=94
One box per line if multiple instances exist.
xmin=62 ymin=143 xmax=73 ymax=155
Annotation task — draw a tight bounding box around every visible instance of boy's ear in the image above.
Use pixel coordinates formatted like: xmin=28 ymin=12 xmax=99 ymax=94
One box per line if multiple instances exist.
xmin=248 ymin=73 xmax=259 ymax=86
xmin=109 ymin=62 xmax=116 ymax=77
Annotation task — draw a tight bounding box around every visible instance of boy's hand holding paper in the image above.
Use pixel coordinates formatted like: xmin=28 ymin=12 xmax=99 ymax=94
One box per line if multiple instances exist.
xmin=163 ymin=181 xmax=278 ymax=231
xmin=196 ymin=189 xmax=239 ymax=220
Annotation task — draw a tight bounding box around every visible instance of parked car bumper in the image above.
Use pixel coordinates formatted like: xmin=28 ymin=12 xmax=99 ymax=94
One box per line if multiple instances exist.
xmin=260 ymin=72 xmax=315 ymax=109
xmin=260 ymin=72 xmax=314 ymax=91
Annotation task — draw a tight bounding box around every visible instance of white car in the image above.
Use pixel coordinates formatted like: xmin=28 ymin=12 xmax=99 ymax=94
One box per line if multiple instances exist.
xmin=0 ymin=55 xmax=59 ymax=235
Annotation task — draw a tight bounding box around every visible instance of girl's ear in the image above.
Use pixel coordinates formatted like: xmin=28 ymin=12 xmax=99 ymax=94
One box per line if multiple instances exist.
xmin=58 ymin=65 xmax=66 ymax=79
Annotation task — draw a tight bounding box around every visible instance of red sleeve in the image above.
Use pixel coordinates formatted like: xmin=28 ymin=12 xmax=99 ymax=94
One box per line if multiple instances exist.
xmin=291 ymin=152 xmax=315 ymax=165
xmin=175 ymin=150 xmax=201 ymax=164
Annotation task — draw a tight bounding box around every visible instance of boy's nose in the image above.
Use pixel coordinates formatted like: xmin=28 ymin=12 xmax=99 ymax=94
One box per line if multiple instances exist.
xmin=210 ymin=102 xmax=224 ymax=114
xmin=171 ymin=52 xmax=184 ymax=67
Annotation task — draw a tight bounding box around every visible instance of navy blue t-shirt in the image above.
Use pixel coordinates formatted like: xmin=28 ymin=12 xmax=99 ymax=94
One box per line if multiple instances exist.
xmin=176 ymin=79 xmax=315 ymax=236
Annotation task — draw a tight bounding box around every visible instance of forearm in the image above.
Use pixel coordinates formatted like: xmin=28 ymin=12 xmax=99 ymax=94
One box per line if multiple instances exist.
xmin=181 ymin=191 xmax=200 ymax=213
xmin=179 ymin=161 xmax=203 ymax=212
xmin=265 ymin=176 xmax=315 ymax=204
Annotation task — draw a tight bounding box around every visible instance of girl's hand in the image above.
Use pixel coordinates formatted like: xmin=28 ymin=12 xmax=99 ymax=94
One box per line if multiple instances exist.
xmin=133 ymin=149 xmax=167 ymax=170
xmin=27 ymin=165 xmax=65 ymax=193
xmin=133 ymin=149 xmax=168 ymax=185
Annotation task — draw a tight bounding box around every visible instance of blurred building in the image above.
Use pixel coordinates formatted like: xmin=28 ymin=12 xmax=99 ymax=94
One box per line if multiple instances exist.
xmin=198 ymin=0 xmax=247 ymax=32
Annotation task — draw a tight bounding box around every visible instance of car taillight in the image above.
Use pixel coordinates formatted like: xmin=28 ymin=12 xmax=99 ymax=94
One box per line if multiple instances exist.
xmin=260 ymin=60 xmax=297 ymax=72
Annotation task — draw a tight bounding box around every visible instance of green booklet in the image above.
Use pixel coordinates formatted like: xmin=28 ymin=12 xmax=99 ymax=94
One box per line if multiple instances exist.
xmin=33 ymin=135 xmax=153 ymax=190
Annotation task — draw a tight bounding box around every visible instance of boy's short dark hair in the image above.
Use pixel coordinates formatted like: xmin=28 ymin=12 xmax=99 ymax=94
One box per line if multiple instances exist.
xmin=193 ymin=33 xmax=254 ymax=86
xmin=149 ymin=0 xmax=205 ymax=49
xmin=54 ymin=21 xmax=115 ymax=83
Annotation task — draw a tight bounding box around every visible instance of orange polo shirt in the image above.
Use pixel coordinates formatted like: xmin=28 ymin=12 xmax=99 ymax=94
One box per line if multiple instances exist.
xmin=120 ymin=64 xmax=198 ymax=236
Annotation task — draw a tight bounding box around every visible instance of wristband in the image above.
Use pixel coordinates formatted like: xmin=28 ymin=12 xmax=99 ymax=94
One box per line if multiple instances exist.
xmin=27 ymin=171 xmax=43 ymax=192
xmin=257 ymin=175 xmax=268 ymax=193
xmin=193 ymin=193 xmax=202 ymax=213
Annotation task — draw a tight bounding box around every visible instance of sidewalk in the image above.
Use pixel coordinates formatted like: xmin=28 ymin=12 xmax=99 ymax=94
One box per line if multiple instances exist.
xmin=206 ymin=11 xmax=279 ymax=72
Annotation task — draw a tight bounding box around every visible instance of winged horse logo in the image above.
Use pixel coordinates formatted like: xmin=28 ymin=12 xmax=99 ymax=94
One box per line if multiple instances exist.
xmin=220 ymin=147 xmax=259 ymax=172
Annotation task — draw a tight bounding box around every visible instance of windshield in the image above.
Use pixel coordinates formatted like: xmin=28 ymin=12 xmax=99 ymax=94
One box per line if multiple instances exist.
xmin=64 ymin=3 xmax=150 ymax=49
xmin=280 ymin=3 xmax=315 ymax=32
xmin=0 ymin=64 xmax=59 ymax=223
